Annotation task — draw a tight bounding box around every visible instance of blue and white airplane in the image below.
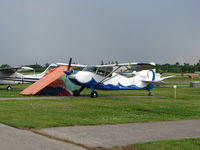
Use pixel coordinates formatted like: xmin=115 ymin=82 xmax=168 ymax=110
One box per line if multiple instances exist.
xmin=58 ymin=60 xmax=173 ymax=98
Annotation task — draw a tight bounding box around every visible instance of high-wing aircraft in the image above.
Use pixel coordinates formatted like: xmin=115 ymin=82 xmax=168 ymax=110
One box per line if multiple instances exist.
xmin=0 ymin=64 xmax=58 ymax=90
xmin=58 ymin=59 xmax=173 ymax=98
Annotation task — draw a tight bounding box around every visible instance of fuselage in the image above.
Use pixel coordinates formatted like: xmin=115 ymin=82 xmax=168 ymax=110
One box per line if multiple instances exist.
xmin=0 ymin=72 xmax=41 ymax=85
xmin=0 ymin=64 xmax=58 ymax=85
xmin=66 ymin=69 xmax=155 ymax=91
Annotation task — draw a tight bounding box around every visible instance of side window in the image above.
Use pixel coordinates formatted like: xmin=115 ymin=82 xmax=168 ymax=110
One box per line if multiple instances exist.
xmin=105 ymin=72 xmax=112 ymax=77
xmin=95 ymin=67 xmax=113 ymax=77
xmin=97 ymin=69 xmax=105 ymax=76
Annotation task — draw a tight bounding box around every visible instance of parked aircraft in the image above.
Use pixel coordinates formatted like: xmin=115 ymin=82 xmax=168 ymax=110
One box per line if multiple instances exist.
xmin=0 ymin=64 xmax=58 ymax=90
xmin=58 ymin=59 xmax=173 ymax=98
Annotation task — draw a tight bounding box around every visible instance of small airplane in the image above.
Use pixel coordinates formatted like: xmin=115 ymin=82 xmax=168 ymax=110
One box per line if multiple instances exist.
xmin=0 ymin=64 xmax=58 ymax=90
xmin=58 ymin=59 xmax=173 ymax=98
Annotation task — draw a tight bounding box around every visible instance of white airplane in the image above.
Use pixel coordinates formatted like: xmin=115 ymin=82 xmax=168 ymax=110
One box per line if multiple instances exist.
xmin=0 ymin=64 xmax=58 ymax=90
xmin=58 ymin=59 xmax=173 ymax=98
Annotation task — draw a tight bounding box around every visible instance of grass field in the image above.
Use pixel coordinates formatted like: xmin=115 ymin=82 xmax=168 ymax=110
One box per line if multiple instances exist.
xmin=104 ymin=138 xmax=200 ymax=150
xmin=0 ymin=85 xmax=200 ymax=129
xmin=0 ymin=84 xmax=31 ymax=97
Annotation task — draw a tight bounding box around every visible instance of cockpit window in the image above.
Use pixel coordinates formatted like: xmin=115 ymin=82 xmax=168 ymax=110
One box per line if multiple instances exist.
xmin=97 ymin=69 xmax=104 ymax=76
xmin=45 ymin=64 xmax=58 ymax=71
xmin=83 ymin=66 xmax=97 ymax=73
xmin=49 ymin=65 xmax=57 ymax=69
xmin=97 ymin=67 xmax=113 ymax=77
xmin=83 ymin=66 xmax=113 ymax=77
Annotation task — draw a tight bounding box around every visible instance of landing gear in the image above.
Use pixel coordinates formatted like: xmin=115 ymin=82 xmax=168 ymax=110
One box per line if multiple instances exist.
xmin=73 ymin=86 xmax=85 ymax=97
xmin=73 ymin=86 xmax=98 ymax=98
xmin=91 ymin=91 xmax=98 ymax=98
xmin=7 ymin=86 xmax=12 ymax=90
xmin=148 ymin=90 xmax=152 ymax=96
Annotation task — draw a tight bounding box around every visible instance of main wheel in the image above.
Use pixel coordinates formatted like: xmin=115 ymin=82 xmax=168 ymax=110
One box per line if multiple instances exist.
xmin=7 ymin=86 xmax=12 ymax=90
xmin=73 ymin=90 xmax=80 ymax=96
xmin=90 ymin=91 xmax=98 ymax=98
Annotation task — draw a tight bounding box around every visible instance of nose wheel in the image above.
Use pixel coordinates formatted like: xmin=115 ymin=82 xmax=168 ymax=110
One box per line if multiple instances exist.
xmin=91 ymin=91 xmax=98 ymax=98
xmin=72 ymin=87 xmax=85 ymax=97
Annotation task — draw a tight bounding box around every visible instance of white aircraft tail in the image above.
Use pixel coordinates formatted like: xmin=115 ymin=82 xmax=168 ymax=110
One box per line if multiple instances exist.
xmin=38 ymin=64 xmax=58 ymax=77
xmin=23 ymin=64 xmax=58 ymax=80
xmin=141 ymin=69 xmax=174 ymax=84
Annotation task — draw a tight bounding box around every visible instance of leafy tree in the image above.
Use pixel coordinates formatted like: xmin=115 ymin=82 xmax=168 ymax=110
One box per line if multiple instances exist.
xmin=0 ymin=64 xmax=10 ymax=68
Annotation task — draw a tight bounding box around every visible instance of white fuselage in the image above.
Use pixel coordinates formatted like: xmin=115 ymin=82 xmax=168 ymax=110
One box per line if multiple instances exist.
xmin=0 ymin=64 xmax=58 ymax=85
xmin=68 ymin=70 xmax=155 ymax=90
xmin=0 ymin=72 xmax=41 ymax=85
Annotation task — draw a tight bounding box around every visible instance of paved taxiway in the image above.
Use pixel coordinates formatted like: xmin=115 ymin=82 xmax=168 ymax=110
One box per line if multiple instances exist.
xmin=1 ymin=119 xmax=200 ymax=149
xmin=0 ymin=124 xmax=85 ymax=150
xmin=39 ymin=119 xmax=200 ymax=149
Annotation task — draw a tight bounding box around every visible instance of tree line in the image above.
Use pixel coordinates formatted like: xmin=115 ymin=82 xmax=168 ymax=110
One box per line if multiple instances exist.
xmin=1 ymin=60 xmax=200 ymax=73
xmin=156 ymin=61 xmax=200 ymax=73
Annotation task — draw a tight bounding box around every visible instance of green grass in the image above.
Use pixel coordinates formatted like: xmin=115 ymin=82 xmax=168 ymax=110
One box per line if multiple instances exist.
xmin=104 ymin=138 xmax=200 ymax=150
xmin=0 ymin=74 xmax=200 ymax=129
xmin=0 ymin=84 xmax=30 ymax=97
xmin=0 ymin=86 xmax=200 ymax=129
xmin=164 ymin=73 xmax=200 ymax=83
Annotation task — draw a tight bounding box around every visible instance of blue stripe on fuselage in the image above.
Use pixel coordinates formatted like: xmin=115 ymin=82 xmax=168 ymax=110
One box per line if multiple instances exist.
xmin=69 ymin=78 xmax=154 ymax=91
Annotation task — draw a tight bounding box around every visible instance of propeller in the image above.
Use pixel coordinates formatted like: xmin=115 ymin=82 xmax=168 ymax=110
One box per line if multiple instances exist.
xmin=65 ymin=58 xmax=73 ymax=75
xmin=68 ymin=57 xmax=72 ymax=70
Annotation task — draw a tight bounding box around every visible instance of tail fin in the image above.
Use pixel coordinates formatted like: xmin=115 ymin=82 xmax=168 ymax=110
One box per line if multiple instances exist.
xmin=142 ymin=69 xmax=174 ymax=84
xmin=38 ymin=64 xmax=58 ymax=78
xmin=140 ymin=69 xmax=156 ymax=83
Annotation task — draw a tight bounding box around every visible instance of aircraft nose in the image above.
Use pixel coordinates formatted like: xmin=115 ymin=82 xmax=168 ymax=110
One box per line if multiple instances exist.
xmin=64 ymin=70 xmax=79 ymax=75
xmin=64 ymin=70 xmax=72 ymax=75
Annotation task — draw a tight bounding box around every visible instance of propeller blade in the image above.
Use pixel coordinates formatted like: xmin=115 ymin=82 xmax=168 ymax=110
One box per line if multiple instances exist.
xmin=68 ymin=58 xmax=72 ymax=70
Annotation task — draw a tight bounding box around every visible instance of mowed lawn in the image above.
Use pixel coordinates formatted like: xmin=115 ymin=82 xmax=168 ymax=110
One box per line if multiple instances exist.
xmin=0 ymin=84 xmax=200 ymax=129
xmin=104 ymin=138 xmax=200 ymax=150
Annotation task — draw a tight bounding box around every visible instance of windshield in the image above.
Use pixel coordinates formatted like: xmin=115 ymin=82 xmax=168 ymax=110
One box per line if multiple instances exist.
xmin=83 ymin=66 xmax=113 ymax=77
xmin=82 ymin=66 xmax=97 ymax=73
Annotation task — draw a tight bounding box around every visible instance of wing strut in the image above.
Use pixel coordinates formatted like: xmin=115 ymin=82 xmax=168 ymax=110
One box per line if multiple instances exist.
xmin=99 ymin=65 xmax=131 ymax=84
xmin=99 ymin=66 xmax=120 ymax=83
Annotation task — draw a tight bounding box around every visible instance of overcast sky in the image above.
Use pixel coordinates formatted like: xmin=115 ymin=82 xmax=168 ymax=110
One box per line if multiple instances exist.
xmin=0 ymin=0 xmax=200 ymax=66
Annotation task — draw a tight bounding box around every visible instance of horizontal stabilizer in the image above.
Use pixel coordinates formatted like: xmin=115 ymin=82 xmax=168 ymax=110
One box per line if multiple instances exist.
xmin=142 ymin=76 xmax=175 ymax=83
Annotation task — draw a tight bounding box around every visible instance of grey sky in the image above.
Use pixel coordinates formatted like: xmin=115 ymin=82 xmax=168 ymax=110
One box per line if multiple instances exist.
xmin=0 ymin=0 xmax=200 ymax=66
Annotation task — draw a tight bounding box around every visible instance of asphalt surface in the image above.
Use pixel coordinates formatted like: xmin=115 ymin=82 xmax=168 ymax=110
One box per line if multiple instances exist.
xmin=1 ymin=120 xmax=200 ymax=149
xmin=39 ymin=119 xmax=200 ymax=148
xmin=0 ymin=124 xmax=86 ymax=150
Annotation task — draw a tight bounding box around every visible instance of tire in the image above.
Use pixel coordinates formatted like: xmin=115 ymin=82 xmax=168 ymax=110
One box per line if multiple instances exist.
xmin=7 ymin=86 xmax=12 ymax=90
xmin=91 ymin=91 xmax=98 ymax=98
